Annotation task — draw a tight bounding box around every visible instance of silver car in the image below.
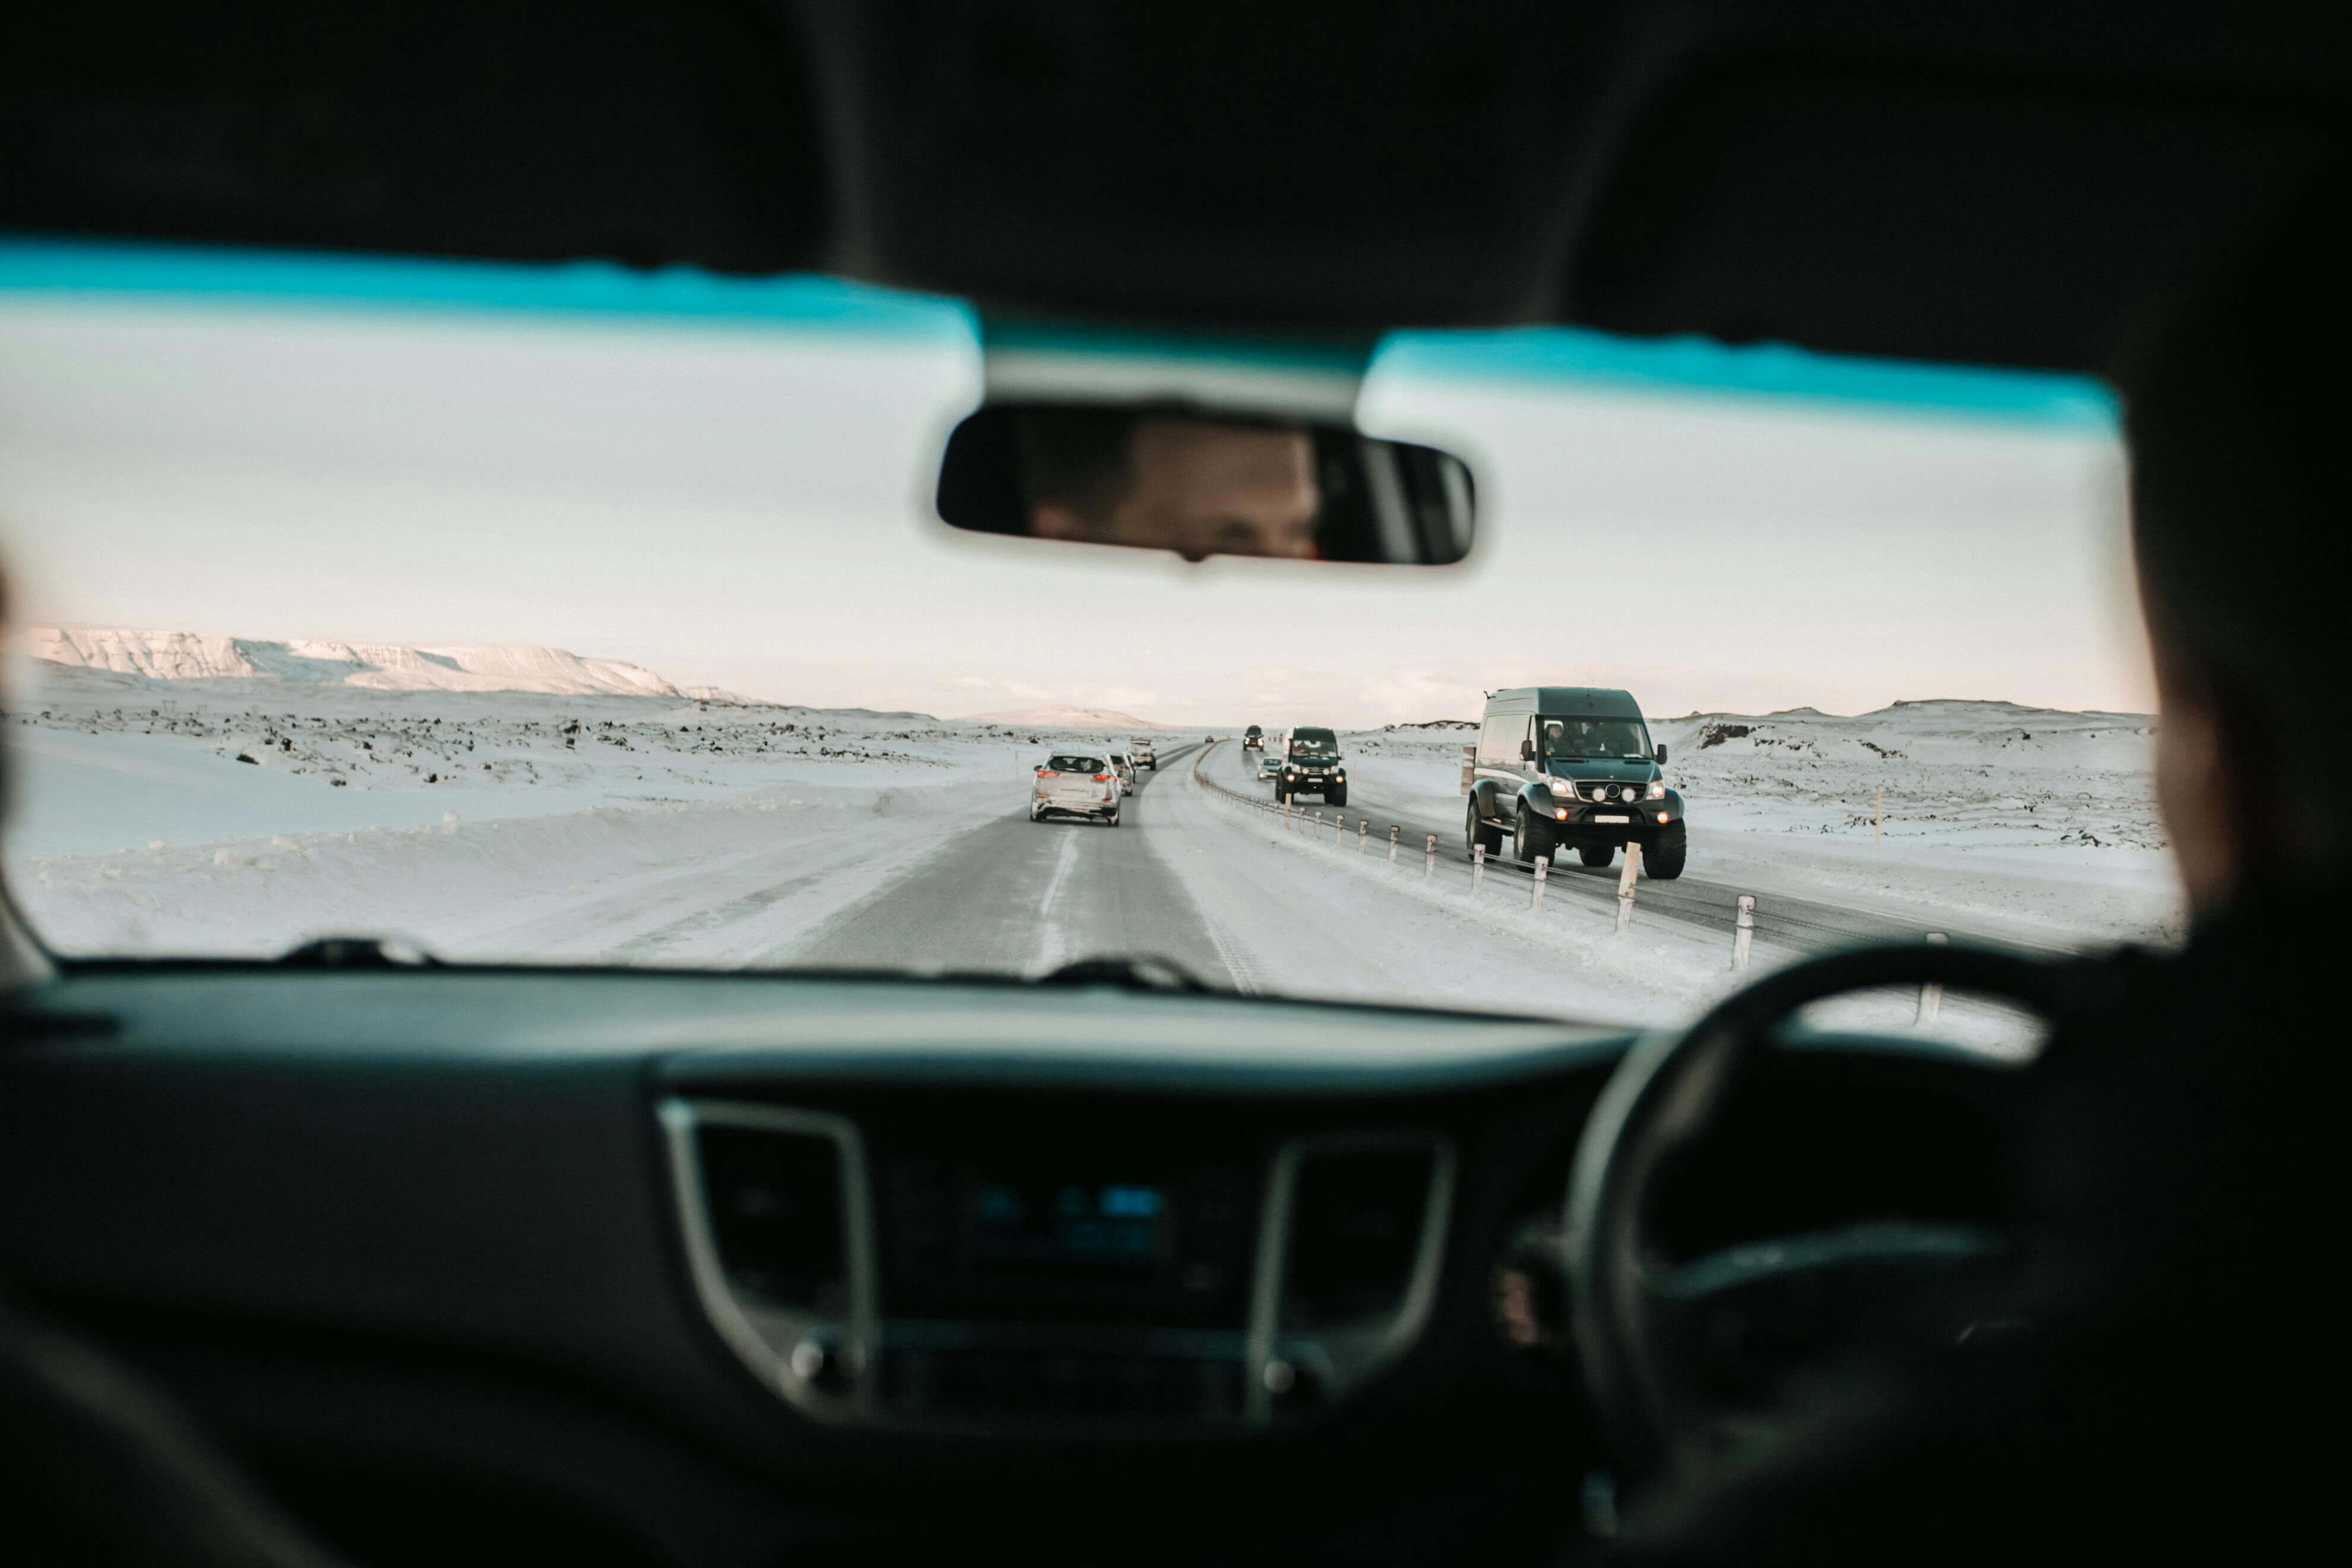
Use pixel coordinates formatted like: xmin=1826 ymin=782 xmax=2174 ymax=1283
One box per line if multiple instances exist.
xmin=1030 ymin=753 xmax=1121 ymax=825
xmin=1107 ymin=752 xmax=1137 ymax=795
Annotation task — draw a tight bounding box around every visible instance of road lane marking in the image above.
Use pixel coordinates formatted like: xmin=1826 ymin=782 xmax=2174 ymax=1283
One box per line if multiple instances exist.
xmin=1030 ymin=821 xmax=1085 ymax=974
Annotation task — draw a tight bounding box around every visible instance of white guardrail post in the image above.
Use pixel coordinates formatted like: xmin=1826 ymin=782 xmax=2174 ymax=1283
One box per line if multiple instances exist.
xmin=1472 ymin=843 xmax=1487 ymax=897
xmin=1614 ymin=842 xmax=1643 ymax=932
xmin=1333 ymin=811 xmax=1344 ymax=844
xmin=1358 ymin=820 xmax=1369 ymax=854
xmin=1532 ymin=857 xmax=1548 ymax=908
xmin=1424 ymin=834 xmax=1437 ymax=879
xmin=1314 ymin=809 xmax=1324 ymax=840
xmin=1388 ymin=824 xmax=1400 ymax=864
xmin=1916 ymin=932 xmax=1949 ymax=1024
xmin=1732 ymin=894 xmax=1756 ymax=972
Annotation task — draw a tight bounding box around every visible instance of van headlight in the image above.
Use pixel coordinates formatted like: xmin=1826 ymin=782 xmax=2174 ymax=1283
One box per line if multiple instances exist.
xmin=1646 ymin=780 xmax=1667 ymax=799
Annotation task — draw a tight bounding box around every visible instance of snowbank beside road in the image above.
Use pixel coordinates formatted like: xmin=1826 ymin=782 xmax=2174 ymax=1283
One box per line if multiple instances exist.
xmin=18 ymin=774 xmax=1017 ymax=963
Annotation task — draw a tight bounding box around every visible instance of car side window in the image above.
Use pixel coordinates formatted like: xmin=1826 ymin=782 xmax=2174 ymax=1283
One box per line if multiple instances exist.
xmin=1478 ymin=713 xmax=1518 ymax=767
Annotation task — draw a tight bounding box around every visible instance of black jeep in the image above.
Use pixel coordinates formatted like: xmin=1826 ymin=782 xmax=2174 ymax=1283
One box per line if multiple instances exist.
xmin=1463 ymin=687 xmax=1686 ymax=878
xmin=1275 ymin=727 xmax=1346 ymax=805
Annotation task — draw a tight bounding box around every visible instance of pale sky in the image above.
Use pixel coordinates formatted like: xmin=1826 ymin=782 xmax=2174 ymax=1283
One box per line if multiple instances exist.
xmin=0 ymin=296 xmax=2152 ymax=726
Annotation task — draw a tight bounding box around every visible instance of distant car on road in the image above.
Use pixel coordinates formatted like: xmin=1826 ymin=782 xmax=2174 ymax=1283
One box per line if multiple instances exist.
xmin=1107 ymin=751 xmax=1137 ymax=794
xmin=1243 ymin=725 xmax=1263 ymax=751
xmin=1463 ymin=687 xmax=1684 ymax=877
xmin=1275 ymin=727 xmax=1346 ymax=805
xmin=1131 ymin=738 xmax=1156 ymax=770
xmin=1032 ymin=753 xmax=1121 ymax=826
xmin=1256 ymin=748 xmax=1281 ymax=780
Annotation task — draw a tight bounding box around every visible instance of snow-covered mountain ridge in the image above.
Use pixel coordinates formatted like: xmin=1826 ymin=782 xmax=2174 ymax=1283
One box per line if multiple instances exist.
xmin=958 ymin=704 xmax=1171 ymax=731
xmin=27 ymin=626 xmax=731 ymax=701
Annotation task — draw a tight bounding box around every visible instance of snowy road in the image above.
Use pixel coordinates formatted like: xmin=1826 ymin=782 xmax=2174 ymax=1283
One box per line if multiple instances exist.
xmin=782 ymin=744 xmax=1244 ymax=984
xmin=8 ymin=668 xmax=2138 ymax=1040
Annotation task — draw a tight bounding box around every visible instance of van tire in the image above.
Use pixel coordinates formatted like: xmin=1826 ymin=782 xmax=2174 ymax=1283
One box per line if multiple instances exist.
xmin=1578 ymin=844 xmax=1616 ymax=869
xmin=1329 ymin=786 xmax=1348 ymax=808
xmin=1515 ymin=803 xmax=1554 ymax=865
xmin=1647 ymin=828 xmax=1686 ymax=879
xmin=1466 ymin=796 xmax=1504 ymax=856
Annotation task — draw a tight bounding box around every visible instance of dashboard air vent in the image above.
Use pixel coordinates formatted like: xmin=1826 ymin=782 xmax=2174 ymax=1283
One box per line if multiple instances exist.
xmin=659 ymin=1101 xmax=874 ymax=1417
xmin=1282 ymin=1145 xmax=1440 ymax=1329
xmin=694 ymin=1121 xmax=847 ymax=1315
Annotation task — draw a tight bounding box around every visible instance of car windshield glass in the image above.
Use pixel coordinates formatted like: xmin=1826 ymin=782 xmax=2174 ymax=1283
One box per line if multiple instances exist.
xmin=1542 ymin=718 xmax=1651 ymax=763
xmin=0 ymin=248 xmax=2161 ymax=1039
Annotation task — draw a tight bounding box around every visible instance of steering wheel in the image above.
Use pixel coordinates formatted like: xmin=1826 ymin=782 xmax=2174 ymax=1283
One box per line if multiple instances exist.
xmin=1564 ymin=943 xmax=2071 ymax=1478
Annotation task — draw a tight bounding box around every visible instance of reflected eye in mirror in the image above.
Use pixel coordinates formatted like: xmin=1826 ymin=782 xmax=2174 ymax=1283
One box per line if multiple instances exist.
xmin=936 ymin=403 xmax=1476 ymax=565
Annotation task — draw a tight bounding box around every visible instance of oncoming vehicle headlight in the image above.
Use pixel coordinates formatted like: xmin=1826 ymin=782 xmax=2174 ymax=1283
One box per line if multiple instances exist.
xmin=1647 ymin=780 xmax=1667 ymax=799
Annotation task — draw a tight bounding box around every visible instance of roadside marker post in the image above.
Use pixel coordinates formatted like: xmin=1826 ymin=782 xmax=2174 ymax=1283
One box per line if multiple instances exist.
xmin=1877 ymin=785 xmax=1883 ymax=844
xmin=1532 ymin=858 xmax=1548 ymax=909
xmin=1333 ymin=811 xmax=1344 ymax=843
xmin=1425 ymin=834 xmax=1437 ymax=879
xmin=1472 ymin=843 xmax=1487 ymax=897
xmin=1314 ymin=810 xmax=1324 ymax=840
xmin=1732 ymin=895 xmax=1756 ymax=972
xmin=1359 ymin=820 xmax=1369 ymax=853
xmin=1614 ymin=842 xmax=1643 ymax=932
xmin=1917 ymin=932 xmax=1949 ymax=1024
xmin=1388 ymin=824 xmax=1400 ymax=863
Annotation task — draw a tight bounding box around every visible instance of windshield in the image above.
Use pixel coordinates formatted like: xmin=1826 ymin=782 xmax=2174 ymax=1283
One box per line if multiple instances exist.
xmin=1542 ymin=717 xmax=1651 ymax=764
xmin=0 ymin=249 xmax=2168 ymax=1038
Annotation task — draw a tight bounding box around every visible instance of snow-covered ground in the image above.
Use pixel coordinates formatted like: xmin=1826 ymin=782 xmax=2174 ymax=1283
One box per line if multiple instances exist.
xmin=4 ymin=644 xmax=1167 ymax=960
xmin=1342 ymin=701 xmax=2181 ymax=950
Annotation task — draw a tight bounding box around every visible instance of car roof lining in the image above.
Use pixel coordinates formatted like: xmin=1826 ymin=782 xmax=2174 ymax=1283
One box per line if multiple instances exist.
xmin=4 ymin=2 xmax=2347 ymax=375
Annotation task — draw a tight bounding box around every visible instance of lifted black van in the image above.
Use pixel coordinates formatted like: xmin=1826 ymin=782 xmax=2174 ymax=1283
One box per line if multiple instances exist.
xmin=1463 ymin=688 xmax=1686 ymax=878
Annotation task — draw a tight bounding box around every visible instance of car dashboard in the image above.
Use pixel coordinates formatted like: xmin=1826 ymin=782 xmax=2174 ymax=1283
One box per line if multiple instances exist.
xmin=0 ymin=968 xmax=2022 ymax=1566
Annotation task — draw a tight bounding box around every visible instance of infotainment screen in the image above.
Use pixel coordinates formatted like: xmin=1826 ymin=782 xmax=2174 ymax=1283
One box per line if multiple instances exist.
xmin=879 ymin=1149 xmax=1257 ymax=1327
xmin=970 ymin=1178 xmax=1169 ymax=1271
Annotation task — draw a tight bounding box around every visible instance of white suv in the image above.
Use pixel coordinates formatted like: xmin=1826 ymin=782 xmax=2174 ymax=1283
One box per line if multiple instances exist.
xmin=1030 ymin=753 xmax=1121 ymax=826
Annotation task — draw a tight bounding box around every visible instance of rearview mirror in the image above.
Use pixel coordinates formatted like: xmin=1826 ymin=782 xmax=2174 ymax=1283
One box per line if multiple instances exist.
xmin=937 ymin=403 xmax=1476 ymax=565
xmin=1655 ymin=744 xmax=1668 ymax=765
xmin=1520 ymin=740 xmax=1535 ymax=761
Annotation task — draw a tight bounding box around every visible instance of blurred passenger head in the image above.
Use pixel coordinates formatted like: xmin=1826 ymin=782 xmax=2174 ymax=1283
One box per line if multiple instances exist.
xmin=2123 ymin=163 xmax=2352 ymax=915
xmin=1023 ymin=410 xmax=1320 ymax=561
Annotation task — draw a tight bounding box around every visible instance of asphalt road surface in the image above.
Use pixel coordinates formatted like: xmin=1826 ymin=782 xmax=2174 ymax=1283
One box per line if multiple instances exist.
xmin=1200 ymin=741 xmax=2076 ymax=958
xmin=783 ymin=743 xmax=1249 ymax=984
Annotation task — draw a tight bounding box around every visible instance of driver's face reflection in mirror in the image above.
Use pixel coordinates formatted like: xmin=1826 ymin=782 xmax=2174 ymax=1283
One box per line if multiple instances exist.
xmin=1029 ymin=415 xmax=1321 ymax=561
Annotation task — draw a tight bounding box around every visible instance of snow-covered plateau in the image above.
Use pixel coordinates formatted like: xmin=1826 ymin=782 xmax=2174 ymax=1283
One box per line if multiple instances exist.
xmin=1 ymin=631 xmax=2180 ymax=1032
